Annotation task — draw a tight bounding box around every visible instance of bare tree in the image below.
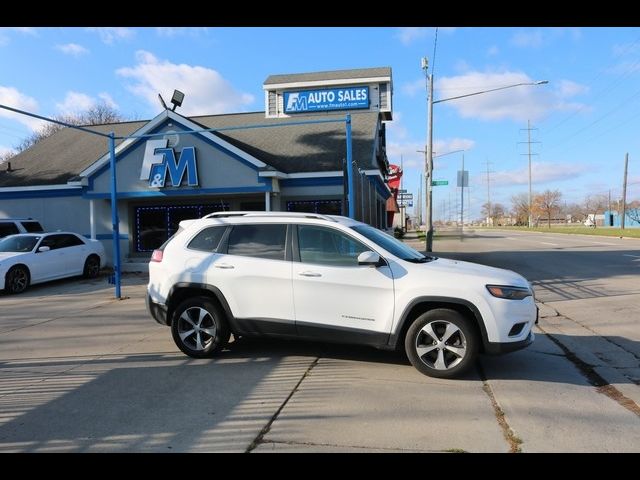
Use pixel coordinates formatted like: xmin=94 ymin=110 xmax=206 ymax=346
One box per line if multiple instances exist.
xmin=533 ymin=189 xmax=562 ymax=228
xmin=13 ymin=102 xmax=124 ymax=154
xmin=510 ymin=192 xmax=530 ymax=226
xmin=581 ymin=194 xmax=608 ymax=228
xmin=625 ymin=199 xmax=640 ymax=225
xmin=481 ymin=202 xmax=506 ymax=226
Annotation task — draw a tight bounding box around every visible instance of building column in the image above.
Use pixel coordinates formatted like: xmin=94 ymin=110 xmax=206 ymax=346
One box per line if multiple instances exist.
xmin=90 ymin=199 xmax=96 ymax=239
xmin=265 ymin=191 xmax=271 ymax=211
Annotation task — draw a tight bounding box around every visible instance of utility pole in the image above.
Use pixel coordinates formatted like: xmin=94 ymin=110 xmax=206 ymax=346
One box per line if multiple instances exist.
xmin=417 ymin=173 xmax=422 ymax=226
xmin=519 ymin=120 xmax=540 ymax=228
xmin=460 ymin=153 xmax=465 ymax=228
xmin=622 ymin=153 xmax=629 ymax=229
xmin=484 ymin=159 xmax=493 ymax=225
xmin=608 ymin=189 xmax=611 ymax=226
xmin=424 ymin=59 xmax=434 ymax=251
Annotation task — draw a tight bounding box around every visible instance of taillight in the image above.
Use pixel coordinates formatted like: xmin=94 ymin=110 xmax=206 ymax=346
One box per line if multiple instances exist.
xmin=151 ymin=249 xmax=164 ymax=262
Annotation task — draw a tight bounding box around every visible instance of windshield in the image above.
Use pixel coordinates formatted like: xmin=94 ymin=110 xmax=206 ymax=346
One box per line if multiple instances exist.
xmin=0 ymin=235 xmax=41 ymax=252
xmin=351 ymin=225 xmax=435 ymax=263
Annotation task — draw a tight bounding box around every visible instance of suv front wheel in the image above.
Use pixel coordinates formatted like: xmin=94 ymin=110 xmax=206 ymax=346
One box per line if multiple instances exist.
xmin=405 ymin=308 xmax=478 ymax=379
xmin=171 ymin=297 xmax=230 ymax=358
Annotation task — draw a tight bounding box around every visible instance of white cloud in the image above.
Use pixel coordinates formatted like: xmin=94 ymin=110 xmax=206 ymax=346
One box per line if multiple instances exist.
xmin=401 ymin=79 xmax=425 ymax=97
xmin=557 ymin=79 xmax=589 ymax=97
xmin=439 ymin=27 xmax=457 ymax=34
xmin=56 ymin=91 xmax=95 ymax=115
xmin=396 ymin=27 xmax=429 ymax=46
xmin=612 ymin=42 xmax=640 ymax=57
xmin=511 ymin=30 xmax=544 ymax=48
xmin=437 ymin=70 xmax=586 ymax=122
xmin=156 ymin=27 xmax=209 ymax=37
xmin=55 ymin=43 xmax=89 ymax=57
xmin=510 ymin=28 xmax=581 ymax=49
xmin=86 ymin=27 xmax=135 ymax=45
xmin=98 ymin=92 xmax=118 ymax=109
xmin=434 ymin=138 xmax=475 ymax=156
xmin=116 ymin=50 xmax=255 ymax=116
xmin=55 ymin=91 xmax=118 ymax=115
xmin=12 ymin=27 xmax=37 ymax=35
xmin=490 ymin=161 xmax=587 ymax=187
xmin=0 ymin=86 xmax=44 ymax=131
xmin=487 ymin=45 xmax=499 ymax=56
xmin=0 ymin=145 xmax=15 ymax=158
xmin=0 ymin=27 xmax=37 ymax=46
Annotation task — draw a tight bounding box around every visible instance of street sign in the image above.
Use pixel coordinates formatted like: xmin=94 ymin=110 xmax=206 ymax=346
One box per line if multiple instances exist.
xmin=457 ymin=170 xmax=469 ymax=187
xmin=399 ymin=201 xmax=413 ymax=207
xmin=398 ymin=189 xmax=407 ymax=193
xmin=432 ymin=180 xmax=448 ymax=186
xmin=399 ymin=193 xmax=413 ymax=199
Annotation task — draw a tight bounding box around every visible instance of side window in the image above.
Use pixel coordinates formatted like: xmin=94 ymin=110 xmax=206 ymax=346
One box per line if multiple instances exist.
xmin=40 ymin=234 xmax=62 ymax=250
xmin=0 ymin=223 xmax=20 ymax=237
xmin=297 ymin=225 xmax=369 ymax=267
xmin=21 ymin=221 xmax=44 ymax=233
xmin=227 ymin=224 xmax=286 ymax=261
xmin=58 ymin=234 xmax=84 ymax=248
xmin=187 ymin=226 xmax=226 ymax=252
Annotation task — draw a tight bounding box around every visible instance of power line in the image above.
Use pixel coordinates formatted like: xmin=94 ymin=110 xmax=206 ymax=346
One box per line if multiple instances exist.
xmin=431 ymin=27 xmax=439 ymax=77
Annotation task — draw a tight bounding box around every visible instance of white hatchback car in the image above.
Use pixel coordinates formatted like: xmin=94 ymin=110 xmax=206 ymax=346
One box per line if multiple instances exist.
xmin=147 ymin=212 xmax=537 ymax=378
xmin=0 ymin=232 xmax=106 ymax=294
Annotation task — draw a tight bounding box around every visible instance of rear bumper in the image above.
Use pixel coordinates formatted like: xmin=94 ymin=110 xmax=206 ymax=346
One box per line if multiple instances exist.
xmin=146 ymin=293 xmax=169 ymax=326
xmin=484 ymin=330 xmax=534 ymax=355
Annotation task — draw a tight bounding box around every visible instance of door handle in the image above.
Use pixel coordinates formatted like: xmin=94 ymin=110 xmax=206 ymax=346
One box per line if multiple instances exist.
xmin=214 ymin=263 xmax=235 ymax=269
xmin=299 ymin=271 xmax=321 ymax=277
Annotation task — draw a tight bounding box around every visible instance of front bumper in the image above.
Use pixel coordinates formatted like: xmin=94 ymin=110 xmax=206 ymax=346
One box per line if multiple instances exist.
xmin=484 ymin=330 xmax=534 ymax=355
xmin=146 ymin=293 xmax=169 ymax=326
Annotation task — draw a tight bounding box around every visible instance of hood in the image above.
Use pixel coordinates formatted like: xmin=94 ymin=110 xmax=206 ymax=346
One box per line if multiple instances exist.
xmin=0 ymin=251 xmax=27 ymax=262
xmin=424 ymin=257 xmax=529 ymax=287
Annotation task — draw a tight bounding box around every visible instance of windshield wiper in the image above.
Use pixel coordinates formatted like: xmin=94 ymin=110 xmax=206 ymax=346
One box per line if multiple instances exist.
xmin=405 ymin=256 xmax=436 ymax=263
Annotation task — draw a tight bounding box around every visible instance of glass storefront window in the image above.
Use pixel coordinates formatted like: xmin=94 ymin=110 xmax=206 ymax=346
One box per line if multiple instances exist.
xmin=287 ymin=200 xmax=342 ymax=216
xmin=134 ymin=203 xmax=229 ymax=252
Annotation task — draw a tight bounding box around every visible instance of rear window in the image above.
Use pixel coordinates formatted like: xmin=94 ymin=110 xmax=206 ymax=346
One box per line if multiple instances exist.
xmin=21 ymin=221 xmax=44 ymax=233
xmin=227 ymin=224 xmax=286 ymax=261
xmin=187 ymin=226 xmax=226 ymax=252
xmin=0 ymin=223 xmax=20 ymax=237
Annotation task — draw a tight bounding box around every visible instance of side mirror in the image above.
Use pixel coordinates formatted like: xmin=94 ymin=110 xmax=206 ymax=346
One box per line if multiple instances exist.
xmin=357 ymin=250 xmax=384 ymax=267
xmin=37 ymin=246 xmax=50 ymax=253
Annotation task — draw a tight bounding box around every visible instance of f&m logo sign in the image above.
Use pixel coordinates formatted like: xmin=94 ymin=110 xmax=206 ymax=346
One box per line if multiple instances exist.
xmin=140 ymin=139 xmax=199 ymax=188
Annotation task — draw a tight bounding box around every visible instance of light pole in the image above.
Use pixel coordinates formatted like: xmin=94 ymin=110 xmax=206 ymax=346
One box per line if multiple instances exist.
xmin=422 ymin=60 xmax=548 ymax=251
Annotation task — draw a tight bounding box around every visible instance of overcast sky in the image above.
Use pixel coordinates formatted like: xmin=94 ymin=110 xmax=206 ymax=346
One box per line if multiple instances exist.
xmin=1 ymin=27 xmax=639 ymax=220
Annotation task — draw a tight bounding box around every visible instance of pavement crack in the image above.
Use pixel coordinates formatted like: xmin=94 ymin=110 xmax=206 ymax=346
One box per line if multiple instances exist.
xmin=245 ymin=357 xmax=319 ymax=453
xmin=537 ymin=325 xmax=640 ymax=418
xmin=477 ymin=361 xmax=523 ymax=453
xmin=538 ymin=301 xmax=640 ymax=363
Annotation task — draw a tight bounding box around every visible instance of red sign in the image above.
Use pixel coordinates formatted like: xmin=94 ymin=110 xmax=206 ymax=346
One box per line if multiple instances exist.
xmin=387 ymin=164 xmax=403 ymax=190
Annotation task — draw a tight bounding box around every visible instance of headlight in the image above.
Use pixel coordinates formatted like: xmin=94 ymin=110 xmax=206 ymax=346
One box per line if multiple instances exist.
xmin=486 ymin=285 xmax=532 ymax=300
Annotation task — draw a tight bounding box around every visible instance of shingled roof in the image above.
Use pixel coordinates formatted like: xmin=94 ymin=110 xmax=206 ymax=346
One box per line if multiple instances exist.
xmin=0 ymin=111 xmax=383 ymax=187
xmin=264 ymin=67 xmax=392 ymax=86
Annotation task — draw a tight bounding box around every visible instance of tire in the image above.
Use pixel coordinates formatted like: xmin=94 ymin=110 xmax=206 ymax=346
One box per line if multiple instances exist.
xmin=171 ymin=296 xmax=230 ymax=358
xmin=83 ymin=255 xmax=101 ymax=279
xmin=405 ymin=308 xmax=479 ymax=379
xmin=5 ymin=265 xmax=30 ymax=294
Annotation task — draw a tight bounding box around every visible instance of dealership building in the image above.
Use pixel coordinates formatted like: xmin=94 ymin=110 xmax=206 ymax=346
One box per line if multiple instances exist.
xmin=0 ymin=67 xmax=395 ymax=268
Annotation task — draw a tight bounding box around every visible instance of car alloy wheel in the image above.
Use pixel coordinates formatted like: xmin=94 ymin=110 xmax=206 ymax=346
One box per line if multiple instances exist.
xmin=6 ymin=266 xmax=29 ymax=294
xmin=171 ymin=297 xmax=230 ymax=358
xmin=405 ymin=308 xmax=478 ymax=378
xmin=83 ymin=256 xmax=100 ymax=278
xmin=415 ymin=320 xmax=467 ymax=371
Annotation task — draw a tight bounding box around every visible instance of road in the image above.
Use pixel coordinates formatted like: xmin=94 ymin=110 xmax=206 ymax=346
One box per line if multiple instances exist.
xmin=0 ymin=230 xmax=637 ymax=452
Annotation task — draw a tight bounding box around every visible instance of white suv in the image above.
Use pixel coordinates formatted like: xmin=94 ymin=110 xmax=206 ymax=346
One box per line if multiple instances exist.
xmin=147 ymin=212 xmax=537 ymax=378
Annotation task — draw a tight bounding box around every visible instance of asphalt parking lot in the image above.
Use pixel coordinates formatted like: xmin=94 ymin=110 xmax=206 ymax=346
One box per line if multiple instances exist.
xmin=0 ymin=265 xmax=638 ymax=452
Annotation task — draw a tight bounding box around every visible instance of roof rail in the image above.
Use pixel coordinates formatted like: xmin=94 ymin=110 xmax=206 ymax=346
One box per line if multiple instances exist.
xmin=202 ymin=211 xmax=337 ymax=222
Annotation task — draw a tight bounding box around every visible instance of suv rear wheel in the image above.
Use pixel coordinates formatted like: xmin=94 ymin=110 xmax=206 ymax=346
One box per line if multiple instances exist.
xmin=405 ymin=308 xmax=478 ymax=379
xmin=171 ymin=297 xmax=230 ymax=358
